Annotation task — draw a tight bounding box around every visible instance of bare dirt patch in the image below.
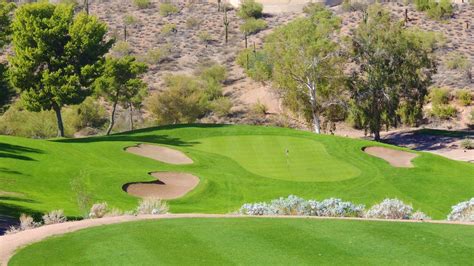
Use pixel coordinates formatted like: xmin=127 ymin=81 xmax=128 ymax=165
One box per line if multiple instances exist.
xmin=123 ymin=172 xmax=199 ymax=199
xmin=126 ymin=144 xmax=193 ymax=165
xmin=364 ymin=147 xmax=419 ymax=168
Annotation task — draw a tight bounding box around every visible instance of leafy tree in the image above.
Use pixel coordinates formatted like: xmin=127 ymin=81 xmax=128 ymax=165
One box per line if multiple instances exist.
xmin=9 ymin=2 xmax=113 ymax=137
xmin=263 ymin=4 xmax=345 ymax=134
xmin=94 ymin=56 xmax=147 ymax=135
xmin=348 ymin=5 xmax=436 ymax=140
xmin=0 ymin=0 xmax=15 ymax=112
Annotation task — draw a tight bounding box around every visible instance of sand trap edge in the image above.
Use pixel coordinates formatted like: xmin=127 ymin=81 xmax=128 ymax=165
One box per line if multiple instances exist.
xmin=363 ymin=146 xmax=419 ymax=168
xmin=125 ymin=144 xmax=193 ymax=165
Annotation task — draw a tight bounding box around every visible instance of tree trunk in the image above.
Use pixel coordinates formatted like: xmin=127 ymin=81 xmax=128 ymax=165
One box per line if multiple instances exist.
xmin=374 ymin=130 xmax=381 ymax=141
xmin=52 ymin=104 xmax=65 ymax=138
xmin=129 ymin=103 xmax=134 ymax=131
xmin=106 ymin=101 xmax=118 ymax=135
xmin=307 ymin=83 xmax=321 ymax=134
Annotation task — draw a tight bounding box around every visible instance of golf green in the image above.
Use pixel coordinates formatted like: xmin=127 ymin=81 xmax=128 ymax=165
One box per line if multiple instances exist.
xmin=1 ymin=124 xmax=473 ymax=219
xmin=9 ymin=218 xmax=474 ymax=265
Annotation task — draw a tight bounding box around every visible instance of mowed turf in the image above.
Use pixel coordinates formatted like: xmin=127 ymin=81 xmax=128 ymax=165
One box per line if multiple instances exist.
xmin=1 ymin=124 xmax=473 ymax=219
xmin=9 ymin=218 xmax=474 ymax=265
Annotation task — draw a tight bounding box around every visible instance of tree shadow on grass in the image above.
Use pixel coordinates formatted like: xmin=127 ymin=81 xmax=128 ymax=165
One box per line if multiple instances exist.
xmin=0 ymin=142 xmax=43 ymax=161
xmin=53 ymin=124 xmax=231 ymax=146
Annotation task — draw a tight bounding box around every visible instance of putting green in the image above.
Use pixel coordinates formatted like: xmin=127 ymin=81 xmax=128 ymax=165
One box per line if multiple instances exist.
xmin=194 ymin=135 xmax=360 ymax=182
xmin=9 ymin=218 xmax=474 ymax=265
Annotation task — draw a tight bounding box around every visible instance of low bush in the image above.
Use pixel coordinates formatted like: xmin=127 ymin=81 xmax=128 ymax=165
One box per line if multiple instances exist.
xmin=198 ymin=64 xmax=227 ymax=84
xmin=429 ymin=87 xmax=451 ymax=105
xmin=239 ymin=195 xmax=365 ymax=218
xmin=447 ymin=198 xmax=473 ymax=222
xmin=6 ymin=214 xmax=41 ymax=234
xmin=365 ymin=198 xmax=416 ymax=220
xmin=159 ymin=3 xmax=179 ymax=16
xmin=430 ymin=104 xmax=457 ymax=119
xmin=198 ymin=31 xmax=213 ymax=44
xmin=460 ymin=138 xmax=474 ymax=150
xmin=238 ymin=0 xmax=263 ymax=19
xmin=161 ymin=23 xmax=177 ymax=36
xmin=133 ymin=0 xmax=150 ymax=9
xmin=185 ymin=17 xmax=201 ymax=29
xmin=210 ymin=97 xmax=233 ymax=117
xmin=455 ymin=89 xmax=472 ymax=106
xmin=140 ymin=46 xmax=171 ymax=65
xmin=89 ymin=202 xmax=108 ymax=218
xmin=137 ymin=197 xmax=169 ymax=214
xmin=111 ymin=41 xmax=132 ymax=57
xmin=42 ymin=210 xmax=67 ymax=225
xmin=411 ymin=210 xmax=432 ymax=220
xmin=236 ymin=49 xmax=272 ymax=82
xmin=63 ymin=97 xmax=107 ymax=132
xmin=240 ymin=18 xmax=267 ymax=35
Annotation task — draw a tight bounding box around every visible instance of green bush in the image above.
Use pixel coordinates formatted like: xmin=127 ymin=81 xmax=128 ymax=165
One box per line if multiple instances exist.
xmin=161 ymin=23 xmax=177 ymax=37
xmin=429 ymin=87 xmax=451 ymax=105
xmin=455 ymin=89 xmax=472 ymax=106
xmin=238 ymin=0 xmax=263 ymax=19
xmin=63 ymin=97 xmax=107 ymax=132
xmin=416 ymin=0 xmax=453 ymax=20
xmin=240 ymin=18 xmax=267 ymax=35
xmin=236 ymin=49 xmax=272 ymax=82
xmin=431 ymin=104 xmax=457 ymax=119
xmin=415 ymin=0 xmax=431 ymax=11
xmin=210 ymin=97 xmax=233 ymax=117
xmin=445 ymin=52 xmax=470 ymax=70
xmin=198 ymin=31 xmax=213 ymax=43
xmin=133 ymin=0 xmax=150 ymax=9
xmin=186 ymin=17 xmax=201 ymax=29
xmin=198 ymin=64 xmax=227 ymax=84
xmin=159 ymin=3 xmax=179 ymax=16
xmin=140 ymin=46 xmax=171 ymax=65
xmin=111 ymin=41 xmax=132 ymax=57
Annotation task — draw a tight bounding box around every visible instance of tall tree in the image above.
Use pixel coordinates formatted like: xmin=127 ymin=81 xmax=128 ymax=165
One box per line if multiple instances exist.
xmin=93 ymin=56 xmax=147 ymax=135
xmin=9 ymin=2 xmax=113 ymax=137
xmin=264 ymin=4 xmax=345 ymax=134
xmin=0 ymin=0 xmax=15 ymax=112
xmin=348 ymin=5 xmax=436 ymax=140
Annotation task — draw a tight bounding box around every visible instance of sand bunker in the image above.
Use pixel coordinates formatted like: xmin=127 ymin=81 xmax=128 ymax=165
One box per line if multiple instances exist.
xmin=364 ymin=147 xmax=418 ymax=168
xmin=123 ymin=172 xmax=199 ymax=199
xmin=126 ymin=144 xmax=193 ymax=165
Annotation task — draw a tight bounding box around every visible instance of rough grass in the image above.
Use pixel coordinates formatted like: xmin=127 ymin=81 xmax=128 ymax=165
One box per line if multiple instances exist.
xmin=9 ymin=218 xmax=474 ymax=265
xmin=0 ymin=124 xmax=473 ymax=219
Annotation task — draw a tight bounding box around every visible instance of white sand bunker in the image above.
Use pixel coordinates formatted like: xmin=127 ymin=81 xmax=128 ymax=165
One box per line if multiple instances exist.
xmin=126 ymin=144 xmax=193 ymax=165
xmin=364 ymin=147 xmax=418 ymax=168
xmin=123 ymin=172 xmax=200 ymax=199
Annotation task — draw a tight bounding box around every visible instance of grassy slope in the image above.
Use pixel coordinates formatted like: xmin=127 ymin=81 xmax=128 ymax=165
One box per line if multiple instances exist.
xmin=1 ymin=124 xmax=473 ymax=219
xmin=10 ymin=218 xmax=474 ymax=265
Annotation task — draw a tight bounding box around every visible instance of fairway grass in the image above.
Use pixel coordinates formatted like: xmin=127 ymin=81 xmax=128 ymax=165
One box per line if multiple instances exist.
xmin=1 ymin=124 xmax=473 ymax=219
xmin=9 ymin=218 xmax=474 ymax=265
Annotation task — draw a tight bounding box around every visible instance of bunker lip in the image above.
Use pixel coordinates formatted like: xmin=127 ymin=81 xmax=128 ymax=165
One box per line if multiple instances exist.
xmin=123 ymin=172 xmax=200 ymax=199
xmin=363 ymin=146 xmax=419 ymax=168
xmin=125 ymin=144 xmax=193 ymax=165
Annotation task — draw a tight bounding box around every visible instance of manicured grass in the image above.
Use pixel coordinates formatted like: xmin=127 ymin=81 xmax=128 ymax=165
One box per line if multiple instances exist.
xmin=1 ymin=124 xmax=473 ymax=219
xmin=10 ymin=218 xmax=474 ymax=265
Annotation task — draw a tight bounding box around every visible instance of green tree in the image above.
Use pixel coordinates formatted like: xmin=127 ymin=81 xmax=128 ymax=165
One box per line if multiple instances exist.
xmin=348 ymin=5 xmax=436 ymax=140
xmin=94 ymin=56 xmax=147 ymax=135
xmin=9 ymin=2 xmax=113 ymax=137
xmin=263 ymin=4 xmax=344 ymax=134
xmin=0 ymin=0 xmax=15 ymax=112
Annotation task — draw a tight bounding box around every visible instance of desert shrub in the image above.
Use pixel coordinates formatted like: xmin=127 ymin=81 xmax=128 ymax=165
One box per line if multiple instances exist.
xmin=210 ymin=97 xmax=233 ymax=117
xmin=365 ymin=198 xmax=413 ymax=220
xmin=161 ymin=23 xmax=177 ymax=36
xmin=411 ymin=210 xmax=432 ymax=220
xmin=406 ymin=29 xmax=446 ymax=52
xmin=238 ymin=0 xmax=263 ymax=19
xmin=63 ymin=97 xmax=107 ymax=132
xmin=397 ymin=101 xmax=424 ymax=126
xmin=89 ymin=202 xmax=108 ymax=218
xmin=141 ymin=46 xmax=171 ymax=65
xmin=460 ymin=138 xmax=474 ymax=149
xmin=426 ymin=0 xmax=453 ymax=20
xmin=236 ymin=49 xmax=272 ymax=82
xmin=159 ymin=3 xmax=179 ymax=16
xmin=145 ymin=75 xmax=208 ymax=124
xmin=240 ymin=18 xmax=267 ymax=35
xmin=430 ymin=104 xmax=457 ymax=119
xmin=447 ymin=198 xmax=474 ymax=222
xmin=445 ymin=52 xmax=471 ymax=70
xmin=111 ymin=41 xmax=132 ymax=57
xmin=415 ymin=0 xmax=431 ymax=11
xmin=429 ymin=87 xmax=451 ymax=105
xmin=133 ymin=0 xmax=150 ymax=9
xmin=123 ymin=14 xmax=139 ymax=26
xmin=341 ymin=0 xmax=368 ymax=12
xmin=42 ymin=210 xmax=67 ymax=225
xmin=198 ymin=64 xmax=227 ymax=84
xmin=455 ymin=89 xmax=472 ymax=106
xmin=137 ymin=197 xmax=169 ymax=214
xmin=186 ymin=17 xmax=201 ymax=29
xmin=309 ymin=198 xmax=365 ymax=217
xmin=251 ymin=101 xmax=268 ymax=116
xmin=6 ymin=214 xmax=41 ymax=234
xmin=239 ymin=196 xmax=365 ymax=217
xmin=198 ymin=31 xmax=213 ymax=44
